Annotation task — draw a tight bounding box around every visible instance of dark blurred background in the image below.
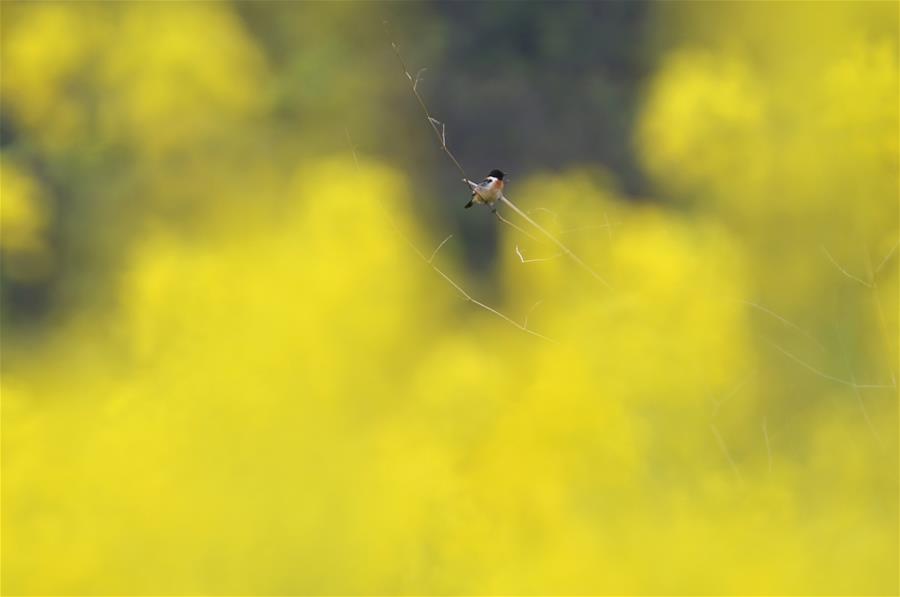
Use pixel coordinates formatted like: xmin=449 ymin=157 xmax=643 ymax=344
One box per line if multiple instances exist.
xmin=1 ymin=2 xmax=661 ymax=331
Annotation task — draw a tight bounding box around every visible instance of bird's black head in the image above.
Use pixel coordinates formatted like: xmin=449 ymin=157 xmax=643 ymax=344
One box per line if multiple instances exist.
xmin=489 ymin=169 xmax=505 ymax=180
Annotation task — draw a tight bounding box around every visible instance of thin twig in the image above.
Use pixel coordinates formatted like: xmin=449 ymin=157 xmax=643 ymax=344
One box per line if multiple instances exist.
xmin=345 ymin=128 xmax=555 ymax=344
xmin=500 ymin=195 xmax=612 ymax=288
xmin=602 ymin=211 xmax=614 ymax=245
xmin=849 ymin=368 xmax=885 ymax=448
xmin=389 ymin=31 xmax=530 ymax=241
xmin=710 ymin=423 xmax=744 ymax=485
xmin=386 ymin=33 xmax=470 ymax=190
xmin=874 ymin=240 xmax=899 ymax=277
xmin=820 ymin=245 xmax=874 ymax=288
xmin=710 ymin=372 xmax=754 ymax=417
xmin=389 ymin=29 xmax=609 ymax=286
xmin=412 ymin=67 xmax=427 ymax=92
xmin=523 ymin=299 xmax=544 ymax=329
xmin=521 ymin=208 xmax=621 ymax=244
xmin=863 ymin=241 xmax=897 ymax=388
xmin=429 ymin=257 xmax=557 ymax=343
xmin=494 ymin=210 xmax=541 ymax=242
xmin=529 ymin=207 xmax=561 ymax=227
xmin=871 ymin=289 xmax=897 ymax=387
xmin=515 ymin=244 xmax=563 ymax=264
xmin=837 ymin=322 xmax=887 ymax=448
xmin=428 ymin=234 xmax=453 ymax=264
xmin=765 ymin=338 xmax=893 ymax=389
xmin=739 ymin=299 xmax=826 ymax=352
xmin=344 ymin=127 xmax=361 ymax=171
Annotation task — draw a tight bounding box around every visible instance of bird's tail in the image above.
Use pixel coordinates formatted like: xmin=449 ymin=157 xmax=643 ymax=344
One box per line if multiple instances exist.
xmin=464 ymin=199 xmax=474 ymax=209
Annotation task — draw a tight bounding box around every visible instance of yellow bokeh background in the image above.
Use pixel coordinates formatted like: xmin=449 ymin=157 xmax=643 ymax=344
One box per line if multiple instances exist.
xmin=1 ymin=1 xmax=897 ymax=595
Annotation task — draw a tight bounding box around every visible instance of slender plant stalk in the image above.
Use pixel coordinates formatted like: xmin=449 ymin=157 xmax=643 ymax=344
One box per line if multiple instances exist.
xmin=344 ymin=128 xmax=556 ymax=343
xmin=499 ymin=195 xmax=610 ymax=287
xmin=389 ymin=33 xmax=611 ymax=288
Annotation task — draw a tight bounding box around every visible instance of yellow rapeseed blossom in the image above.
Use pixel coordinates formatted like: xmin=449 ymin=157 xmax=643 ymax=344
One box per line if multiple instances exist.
xmin=1 ymin=1 xmax=896 ymax=594
xmin=0 ymin=158 xmax=54 ymax=282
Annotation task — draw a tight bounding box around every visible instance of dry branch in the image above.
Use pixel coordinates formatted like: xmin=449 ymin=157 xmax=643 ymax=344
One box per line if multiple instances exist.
xmin=344 ymin=128 xmax=555 ymax=343
xmin=388 ymin=30 xmax=610 ymax=287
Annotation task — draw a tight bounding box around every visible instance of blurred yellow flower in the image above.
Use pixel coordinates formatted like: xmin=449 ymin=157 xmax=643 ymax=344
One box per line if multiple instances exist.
xmin=1 ymin=1 xmax=896 ymax=595
xmin=0 ymin=158 xmax=54 ymax=282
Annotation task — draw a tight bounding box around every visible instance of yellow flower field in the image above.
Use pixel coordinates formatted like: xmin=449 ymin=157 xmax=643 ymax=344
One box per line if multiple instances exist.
xmin=1 ymin=2 xmax=897 ymax=594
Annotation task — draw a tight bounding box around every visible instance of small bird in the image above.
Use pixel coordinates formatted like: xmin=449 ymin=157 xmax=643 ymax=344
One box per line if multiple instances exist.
xmin=464 ymin=169 xmax=506 ymax=210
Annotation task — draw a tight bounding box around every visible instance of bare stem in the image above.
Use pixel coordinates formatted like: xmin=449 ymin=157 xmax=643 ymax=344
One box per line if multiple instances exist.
xmin=820 ymin=245 xmax=874 ymax=288
xmin=345 ymin=128 xmax=555 ymax=343
xmin=387 ymin=36 xmax=469 ymax=191
xmin=862 ymin=241 xmax=898 ymax=388
xmin=500 ymin=195 xmax=611 ymax=288
xmin=874 ymin=240 xmax=899 ymax=277
xmin=429 ymin=256 xmax=557 ymax=344
xmin=428 ymin=234 xmax=454 ymax=264
xmin=764 ymin=338 xmax=893 ymax=390
xmin=494 ymin=210 xmax=541 ymax=242
xmin=739 ymin=299 xmax=826 ymax=352
xmin=389 ymin=30 xmax=609 ymax=285
xmin=710 ymin=423 xmax=744 ymax=486
xmin=516 ymin=244 xmax=562 ymax=264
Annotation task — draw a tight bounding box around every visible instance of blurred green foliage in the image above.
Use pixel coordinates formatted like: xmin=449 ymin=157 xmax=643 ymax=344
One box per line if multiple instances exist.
xmin=1 ymin=1 xmax=897 ymax=594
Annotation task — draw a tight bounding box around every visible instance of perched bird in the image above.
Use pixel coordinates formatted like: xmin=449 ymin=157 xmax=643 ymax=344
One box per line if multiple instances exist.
xmin=464 ymin=169 xmax=506 ymax=210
